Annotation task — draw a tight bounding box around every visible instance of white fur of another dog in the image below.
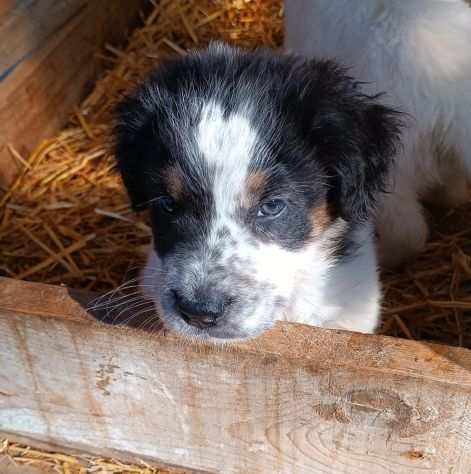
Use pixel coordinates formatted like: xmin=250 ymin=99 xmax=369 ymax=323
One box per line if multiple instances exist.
xmin=285 ymin=0 xmax=471 ymax=266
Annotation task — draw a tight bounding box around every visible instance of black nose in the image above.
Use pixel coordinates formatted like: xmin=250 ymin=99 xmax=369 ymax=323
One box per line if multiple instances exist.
xmin=173 ymin=290 xmax=230 ymax=329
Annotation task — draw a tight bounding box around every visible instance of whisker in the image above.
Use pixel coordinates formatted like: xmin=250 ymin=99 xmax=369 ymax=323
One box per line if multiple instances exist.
xmin=110 ymin=298 xmax=152 ymax=325
xmin=138 ymin=312 xmax=162 ymax=331
xmin=119 ymin=305 xmax=156 ymax=328
xmin=89 ymin=289 xmax=147 ymax=311
xmin=87 ymin=278 xmax=141 ymax=308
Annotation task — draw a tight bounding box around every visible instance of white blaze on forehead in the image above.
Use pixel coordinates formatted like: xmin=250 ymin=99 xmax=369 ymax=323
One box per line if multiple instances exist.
xmin=196 ymin=101 xmax=257 ymax=220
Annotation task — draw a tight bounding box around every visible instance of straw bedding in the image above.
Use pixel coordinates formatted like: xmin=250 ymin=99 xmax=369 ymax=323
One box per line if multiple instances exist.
xmin=1 ymin=2 xmax=471 ymax=347
xmin=0 ymin=2 xmax=470 ymax=472
xmin=0 ymin=439 xmax=174 ymax=474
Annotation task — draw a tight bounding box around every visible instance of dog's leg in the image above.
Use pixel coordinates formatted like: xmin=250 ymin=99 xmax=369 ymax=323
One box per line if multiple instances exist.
xmin=424 ymin=171 xmax=470 ymax=209
xmin=440 ymin=154 xmax=471 ymax=209
xmin=422 ymin=142 xmax=470 ymax=209
xmin=376 ymin=185 xmax=429 ymax=268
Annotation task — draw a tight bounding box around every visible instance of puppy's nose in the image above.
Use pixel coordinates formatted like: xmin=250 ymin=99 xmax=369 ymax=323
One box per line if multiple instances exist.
xmin=173 ymin=290 xmax=229 ymax=329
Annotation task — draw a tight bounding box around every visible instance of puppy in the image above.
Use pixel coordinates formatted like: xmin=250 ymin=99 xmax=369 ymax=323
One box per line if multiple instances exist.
xmin=285 ymin=0 xmax=471 ymax=266
xmin=114 ymin=43 xmax=402 ymax=341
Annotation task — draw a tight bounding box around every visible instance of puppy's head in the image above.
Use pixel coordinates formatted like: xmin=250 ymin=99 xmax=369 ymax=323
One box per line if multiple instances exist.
xmin=114 ymin=43 xmax=401 ymax=341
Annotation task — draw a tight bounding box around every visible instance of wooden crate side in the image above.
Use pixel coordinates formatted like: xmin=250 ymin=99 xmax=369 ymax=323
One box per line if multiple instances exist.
xmin=0 ymin=277 xmax=471 ymax=474
xmin=0 ymin=0 xmax=146 ymax=189
xmin=0 ymin=0 xmax=86 ymax=76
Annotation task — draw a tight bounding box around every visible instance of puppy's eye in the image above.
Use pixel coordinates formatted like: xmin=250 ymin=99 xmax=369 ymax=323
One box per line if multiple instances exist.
xmin=257 ymin=199 xmax=286 ymax=218
xmin=157 ymin=196 xmax=176 ymax=214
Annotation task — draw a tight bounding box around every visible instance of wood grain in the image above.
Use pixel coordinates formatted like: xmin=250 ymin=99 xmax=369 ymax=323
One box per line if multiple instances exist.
xmin=0 ymin=0 xmax=145 ymax=189
xmin=0 ymin=277 xmax=471 ymax=473
xmin=0 ymin=0 xmax=85 ymax=78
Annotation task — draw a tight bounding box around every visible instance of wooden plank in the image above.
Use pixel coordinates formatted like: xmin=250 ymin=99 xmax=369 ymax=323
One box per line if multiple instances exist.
xmin=0 ymin=1 xmax=86 ymax=79
xmin=0 ymin=0 xmax=146 ymax=189
xmin=0 ymin=277 xmax=471 ymax=474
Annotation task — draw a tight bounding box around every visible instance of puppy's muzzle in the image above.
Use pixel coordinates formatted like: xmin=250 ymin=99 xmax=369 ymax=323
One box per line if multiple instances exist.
xmin=172 ymin=289 xmax=233 ymax=329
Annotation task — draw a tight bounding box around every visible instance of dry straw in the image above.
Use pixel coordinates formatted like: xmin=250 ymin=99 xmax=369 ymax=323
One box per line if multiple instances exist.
xmin=0 ymin=1 xmax=470 ymax=470
xmin=0 ymin=1 xmax=470 ymax=348
xmin=0 ymin=438 xmax=177 ymax=473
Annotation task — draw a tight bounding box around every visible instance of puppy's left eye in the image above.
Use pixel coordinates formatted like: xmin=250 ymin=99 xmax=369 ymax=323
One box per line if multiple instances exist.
xmin=157 ymin=196 xmax=176 ymax=214
xmin=257 ymin=199 xmax=286 ymax=218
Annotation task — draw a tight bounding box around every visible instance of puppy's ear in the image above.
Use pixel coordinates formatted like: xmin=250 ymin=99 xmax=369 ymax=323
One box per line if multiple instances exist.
xmin=114 ymin=85 xmax=160 ymax=210
xmin=325 ymin=100 xmax=403 ymax=222
xmin=305 ymin=61 xmax=403 ymax=222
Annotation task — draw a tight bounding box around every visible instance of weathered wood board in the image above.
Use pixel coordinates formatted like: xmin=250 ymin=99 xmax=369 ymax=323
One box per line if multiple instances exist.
xmin=1 ymin=277 xmax=471 ymax=473
xmin=0 ymin=0 xmax=146 ymax=189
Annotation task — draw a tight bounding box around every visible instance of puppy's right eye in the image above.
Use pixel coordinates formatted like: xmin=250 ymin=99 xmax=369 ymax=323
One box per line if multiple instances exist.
xmin=157 ymin=196 xmax=176 ymax=214
xmin=257 ymin=198 xmax=286 ymax=218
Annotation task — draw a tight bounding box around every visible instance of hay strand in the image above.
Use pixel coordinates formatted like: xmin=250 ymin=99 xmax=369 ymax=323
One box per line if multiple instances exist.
xmin=0 ymin=439 xmax=169 ymax=473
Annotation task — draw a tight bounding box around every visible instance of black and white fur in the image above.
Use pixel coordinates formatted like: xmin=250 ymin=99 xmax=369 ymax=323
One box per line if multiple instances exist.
xmin=114 ymin=43 xmax=402 ymax=341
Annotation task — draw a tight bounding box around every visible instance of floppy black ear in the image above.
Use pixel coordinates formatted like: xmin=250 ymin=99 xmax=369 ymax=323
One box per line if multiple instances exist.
xmin=323 ymin=98 xmax=403 ymax=222
xmin=301 ymin=60 xmax=403 ymax=222
xmin=291 ymin=60 xmax=402 ymax=221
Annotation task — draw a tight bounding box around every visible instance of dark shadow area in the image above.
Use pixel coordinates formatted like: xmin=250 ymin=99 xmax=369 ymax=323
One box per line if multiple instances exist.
xmin=67 ymin=286 xmax=163 ymax=332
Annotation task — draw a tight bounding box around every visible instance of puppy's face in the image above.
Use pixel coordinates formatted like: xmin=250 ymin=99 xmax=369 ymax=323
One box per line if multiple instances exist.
xmin=139 ymin=101 xmax=336 ymax=340
xmin=115 ymin=43 xmax=401 ymax=341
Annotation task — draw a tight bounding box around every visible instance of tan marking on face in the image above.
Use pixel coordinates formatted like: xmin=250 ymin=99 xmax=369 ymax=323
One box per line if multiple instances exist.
xmin=241 ymin=172 xmax=268 ymax=209
xmin=310 ymin=204 xmax=332 ymax=238
xmin=162 ymin=167 xmax=184 ymax=199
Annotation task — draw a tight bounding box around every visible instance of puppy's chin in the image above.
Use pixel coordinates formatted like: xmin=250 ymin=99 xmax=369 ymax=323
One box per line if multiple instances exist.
xmin=155 ymin=294 xmax=276 ymax=343
xmin=165 ymin=321 xmax=266 ymax=344
xmin=156 ymin=313 xmax=269 ymax=344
